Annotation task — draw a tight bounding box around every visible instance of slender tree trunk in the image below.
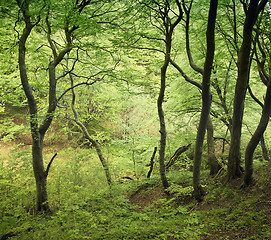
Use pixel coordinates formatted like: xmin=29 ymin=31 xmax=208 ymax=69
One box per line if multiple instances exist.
xmin=17 ymin=0 xmax=89 ymax=212
xmin=17 ymin=3 xmax=50 ymax=211
xmin=142 ymin=1 xmax=183 ymax=190
xmin=32 ymin=134 xmax=50 ymax=212
xmin=206 ymin=116 xmax=222 ymax=175
xmin=193 ymin=0 xmax=217 ymax=201
xmin=227 ymin=0 xmax=265 ymax=181
xmin=175 ymin=2 xmax=220 ymax=177
xmin=72 ymin=116 xmax=112 ymax=185
xmin=244 ymin=79 xmax=271 ymax=186
xmin=70 ymin=73 xmax=112 ymax=185
xmin=260 ymin=136 xmax=270 ymax=161
xmin=158 ymin=52 xmax=170 ymax=189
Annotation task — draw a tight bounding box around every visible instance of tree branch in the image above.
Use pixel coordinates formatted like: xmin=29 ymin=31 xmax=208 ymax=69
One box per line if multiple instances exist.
xmin=45 ymin=153 xmax=57 ymax=177
xmin=169 ymin=58 xmax=202 ymax=89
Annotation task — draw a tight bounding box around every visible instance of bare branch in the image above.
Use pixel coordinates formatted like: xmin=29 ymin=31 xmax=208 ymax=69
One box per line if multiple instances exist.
xmin=169 ymin=58 xmax=202 ymax=89
xmin=45 ymin=153 xmax=57 ymax=177
xmin=248 ymin=85 xmax=264 ymax=108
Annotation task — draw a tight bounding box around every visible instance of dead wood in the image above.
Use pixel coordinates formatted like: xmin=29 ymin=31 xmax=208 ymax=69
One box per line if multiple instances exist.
xmin=166 ymin=144 xmax=191 ymax=169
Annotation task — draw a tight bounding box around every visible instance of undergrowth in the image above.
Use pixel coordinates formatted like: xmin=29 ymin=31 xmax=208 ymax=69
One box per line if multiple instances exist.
xmin=0 ymin=144 xmax=270 ymax=239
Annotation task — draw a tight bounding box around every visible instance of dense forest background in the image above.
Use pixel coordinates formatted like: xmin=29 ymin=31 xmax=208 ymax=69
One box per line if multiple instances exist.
xmin=0 ymin=0 xmax=271 ymax=239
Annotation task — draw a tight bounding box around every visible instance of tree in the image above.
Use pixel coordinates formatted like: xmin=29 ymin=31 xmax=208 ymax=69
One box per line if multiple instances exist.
xmin=192 ymin=0 xmax=218 ymax=201
xmin=227 ymin=0 xmax=268 ymax=181
xmin=243 ymin=7 xmax=271 ymax=186
xmin=169 ymin=0 xmax=222 ymax=177
xmin=244 ymin=77 xmax=271 ymax=186
xmin=154 ymin=0 xmax=183 ymax=189
xmin=125 ymin=0 xmax=184 ymax=189
xmin=15 ymin=0 xmax=91 ymax=212
xmin=67 ymin=60 xmax=112 ymax=185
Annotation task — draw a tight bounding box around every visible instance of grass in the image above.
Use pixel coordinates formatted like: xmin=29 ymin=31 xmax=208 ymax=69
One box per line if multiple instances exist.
xmin=0 ymin=141 xmax=271 ymax=239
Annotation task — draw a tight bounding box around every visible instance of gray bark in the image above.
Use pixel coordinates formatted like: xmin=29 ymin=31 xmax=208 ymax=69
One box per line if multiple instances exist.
xmin=227 ymin=0 xmax=267 ymax=181
xmin=193 ymin=0 xmax=218 ymax=201
xmin=156 ymin=1 xmax=183 ymax=189
xmin=244 ymin=78 xmax=271 ymax=186
xmin=17 ymin=1 xmax=50 ymax=212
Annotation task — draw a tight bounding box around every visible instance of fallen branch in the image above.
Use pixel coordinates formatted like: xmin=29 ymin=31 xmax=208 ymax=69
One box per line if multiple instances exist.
xmin=147 ymin=147 xmax=157 ymax=178
xmin=214 ymin=166 xmax=225 ymax=179
xmin=166 ymin=144 xmax=191 ymax=169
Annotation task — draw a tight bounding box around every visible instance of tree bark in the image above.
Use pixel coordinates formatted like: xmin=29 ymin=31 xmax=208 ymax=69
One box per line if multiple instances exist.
xmin=193 ymin=0 xmax=217 ymax=201
xmin=32 ymin=135 xmax=50 ymax=212
xmin=227 ymin=0 xmax=267 ymax=181
xmin=156 ymin=2 xmax=183 ymax=190
xmin=158 ymin=52 xmax=170 ymax=189
xmin=244 ymin=78 xmax=271 ymax=186
xmin=17 ymin=1 xmax=50 ymax=212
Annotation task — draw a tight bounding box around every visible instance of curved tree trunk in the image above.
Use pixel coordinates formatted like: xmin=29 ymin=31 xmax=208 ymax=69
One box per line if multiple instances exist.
xmin=227 ymin=0 xmax=266 ymax=181
xmin=17 ymin=2 xmax=50 ymax=212
xmin=156 ymin=2 xmax=183 ymax=190
xmin=158 ymin=53 xmax=170 ymax=189
xmin=244 ymin=79 xmax=271 ymax=186
xmin=172 ymin=1 xmax=220 ymax=177
xmin=193 ymin=0 xmax=218 ymax=201
xmin=169 ymin=59 xmax=221 ymax=176
xmin=70 ymin=73 xmax=112 ymax=185
xmin=17 ymin=0 xmax=77 ymax=211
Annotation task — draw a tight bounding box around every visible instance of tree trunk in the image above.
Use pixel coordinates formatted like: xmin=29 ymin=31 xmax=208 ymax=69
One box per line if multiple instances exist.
xmin=227 ymin=0 xmax=264 ymax=181
xmin=244 ymin=79 xmax=271 ymax=186
xmin=70 ymin=73 xmax=112 ymax=185
xmin=16 ymin=0 xmax=90 ymax=212
xmin=32 ymin=135 xmax=50 ymax=212
xmin=260 ymin=136 xmax=270 ymax=161
xmin=193 ymin=0 xmax=217 ymax=201
xmin=72 ymin=100 xmax=112 ymax=185
xmin=206 ymin=116 xmax=222 ymax=175
xmin=156 ymin=2 xmax=183 ymax=189
xmin=158 ymin=52 xmax=170 ymax=189
xmin=17 ymin=3 xmax=51 ymax=212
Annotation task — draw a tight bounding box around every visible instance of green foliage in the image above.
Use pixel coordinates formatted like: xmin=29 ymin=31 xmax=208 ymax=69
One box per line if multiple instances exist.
xmin=0 ymin=146 xmax=204 ymax=240
xmin=0 ymin=116 xmax=28 ymax=142
xmin=1 ymin=145 xmax=271 ymax=239
xmin=167 ymin=184 xmax=194 ymax=199
xmin=1 ymin=0 xmax=271 ymax=239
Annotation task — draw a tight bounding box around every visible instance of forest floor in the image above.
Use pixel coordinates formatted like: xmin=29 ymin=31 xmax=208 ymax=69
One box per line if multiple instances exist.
xmin=1 ymin=134 xmax=271 ymax=239
xmin=126 ymin=167 xmax=271 ymax=240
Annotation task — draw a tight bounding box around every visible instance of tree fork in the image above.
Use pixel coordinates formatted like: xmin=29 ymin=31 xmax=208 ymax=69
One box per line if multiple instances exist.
xmin=227 ymin=0 xmax=268 ymax=181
